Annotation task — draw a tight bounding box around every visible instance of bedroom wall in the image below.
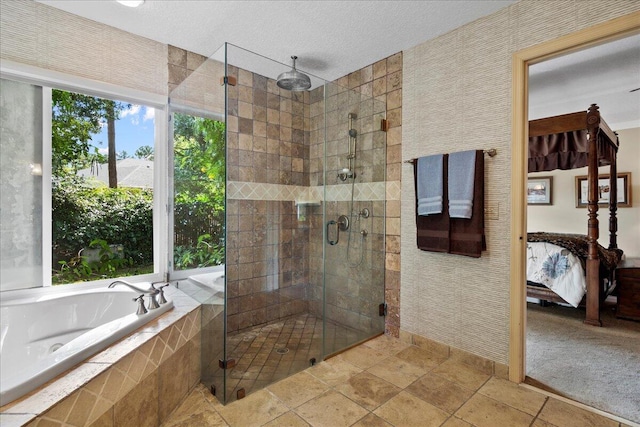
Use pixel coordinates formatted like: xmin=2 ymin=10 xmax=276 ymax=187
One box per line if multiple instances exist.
xmin=401 ymin=0 xmax=640 ymax=365
xmin=528 ymin=127 xmax=640 ymax=258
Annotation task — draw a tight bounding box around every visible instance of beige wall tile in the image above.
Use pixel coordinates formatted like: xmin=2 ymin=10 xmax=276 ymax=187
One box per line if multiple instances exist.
xmin=450 ymin=348 xmax=494 ymax=376
xmin=88 ymin=408 xmax=113 ymax=427
xmin=431 ymin=359 xmax=491 ymax=391
xmin=158 ymin=345 xmax=190 ymax=422
xmin=114 ymin=371 xmax=158 ymax=427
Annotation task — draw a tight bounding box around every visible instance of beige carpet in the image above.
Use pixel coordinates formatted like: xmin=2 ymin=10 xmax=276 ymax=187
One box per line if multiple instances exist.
xmin=526 ymin=300 xmax=640 ymax=424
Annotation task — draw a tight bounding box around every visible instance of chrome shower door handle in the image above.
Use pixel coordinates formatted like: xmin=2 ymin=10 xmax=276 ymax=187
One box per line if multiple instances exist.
xmin=327 ymin=215 xmax=350 ymax=246
xmin=327 ymin=220 xmax=338 ymax=245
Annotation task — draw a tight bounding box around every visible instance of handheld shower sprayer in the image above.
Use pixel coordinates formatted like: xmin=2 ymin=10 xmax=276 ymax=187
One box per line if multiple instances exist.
xmin=338 ymin=113 xmax=358 ymax=181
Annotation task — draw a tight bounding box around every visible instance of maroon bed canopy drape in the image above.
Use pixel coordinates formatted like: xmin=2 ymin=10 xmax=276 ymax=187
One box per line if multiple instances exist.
xmin=528 ymin=129 xmax=618 ymax=172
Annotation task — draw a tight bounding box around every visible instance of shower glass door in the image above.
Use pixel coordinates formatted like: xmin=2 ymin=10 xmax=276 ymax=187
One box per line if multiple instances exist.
xmin=220 ymin=43 xmax=327 ymax=403
xmin=168 ymin=46 xmax=228 ymax=403
xmin=320 ymin=82 xmax=387 ymax=356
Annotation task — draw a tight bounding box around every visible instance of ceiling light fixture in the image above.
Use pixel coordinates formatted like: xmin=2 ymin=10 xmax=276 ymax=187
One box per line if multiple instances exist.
xmin=116 ymin=0 xmax=144 ymax=7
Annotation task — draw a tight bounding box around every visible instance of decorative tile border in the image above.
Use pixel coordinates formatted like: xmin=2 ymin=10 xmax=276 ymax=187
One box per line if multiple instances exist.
xmin=227 ymin=181 xmax=387 ymax=202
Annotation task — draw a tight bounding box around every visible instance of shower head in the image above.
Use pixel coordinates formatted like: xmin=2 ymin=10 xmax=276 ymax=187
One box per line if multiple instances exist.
xmin=277 ymin=56 xmax=311 ymax=91
xmin=348 ymin=129 xmax=357 ymax=138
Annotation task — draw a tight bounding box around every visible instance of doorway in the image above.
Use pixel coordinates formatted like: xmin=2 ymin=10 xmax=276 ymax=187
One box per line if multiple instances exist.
xmin=509 ymin=11 xmax=640 ymax=422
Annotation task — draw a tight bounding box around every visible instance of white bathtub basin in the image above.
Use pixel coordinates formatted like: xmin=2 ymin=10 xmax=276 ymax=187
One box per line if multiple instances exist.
xmin=0 ymin=285 xmax=173 ymax=406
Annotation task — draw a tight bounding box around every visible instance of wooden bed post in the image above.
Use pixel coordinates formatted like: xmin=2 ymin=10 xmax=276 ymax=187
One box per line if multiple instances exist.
xmin=585 ymin=104 xmax=602 ymax=327
xmin=609 ymin=137 xmax=619 ymax=250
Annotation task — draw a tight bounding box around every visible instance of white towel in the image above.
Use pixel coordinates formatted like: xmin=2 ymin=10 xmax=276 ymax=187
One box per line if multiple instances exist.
xmin=448 ymin=150 xmax=476 ymax=219
xmin=417 ymin=154 xmax=443 ymax=216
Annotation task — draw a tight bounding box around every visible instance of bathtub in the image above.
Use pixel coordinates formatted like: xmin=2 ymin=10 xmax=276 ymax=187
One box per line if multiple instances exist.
xmin=0 ymin=285 xmax=173 ymax=406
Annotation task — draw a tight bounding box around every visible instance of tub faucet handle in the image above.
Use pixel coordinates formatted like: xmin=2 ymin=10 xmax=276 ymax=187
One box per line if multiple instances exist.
xmin=147 ymin=288 xmax=160 ymax=310
xmin=153 ymin=284 xmax=170 ymax=304
xmin=132 ymin=295 xmax=148 ymax=315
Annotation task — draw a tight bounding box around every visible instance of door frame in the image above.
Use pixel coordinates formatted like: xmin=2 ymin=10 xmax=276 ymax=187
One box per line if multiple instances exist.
xmin=509 ymin=11 xmax=640 ymax=383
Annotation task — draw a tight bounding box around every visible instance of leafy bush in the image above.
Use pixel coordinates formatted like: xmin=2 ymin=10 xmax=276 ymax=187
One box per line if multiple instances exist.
xmin=52 ymin=175 xmax=153 ymax=268
xmin=56 ymin=238 xmax=139 ymax=283
xmin=174 ymin=234 xmax=224 ymax=270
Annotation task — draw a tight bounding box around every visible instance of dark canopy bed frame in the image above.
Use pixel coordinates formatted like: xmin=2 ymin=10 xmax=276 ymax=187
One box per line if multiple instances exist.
xmin=527 ymin=104 xmax=622 ymax=326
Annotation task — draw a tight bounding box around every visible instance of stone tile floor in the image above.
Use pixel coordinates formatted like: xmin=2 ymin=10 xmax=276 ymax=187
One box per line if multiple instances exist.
xmin=205 ymin=314 xmax=370 ymax=403
xmin=162 ymin=335 xmax=635 ymax=427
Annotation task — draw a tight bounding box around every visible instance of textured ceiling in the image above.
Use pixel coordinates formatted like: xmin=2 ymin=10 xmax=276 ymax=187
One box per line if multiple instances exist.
xmin=37 ymin=0 xmax=639 ymax=130
xmin=37 ymin=0 xmax=515 ymax=81
xmin=529 ymin=34 xmax=640 ymax=131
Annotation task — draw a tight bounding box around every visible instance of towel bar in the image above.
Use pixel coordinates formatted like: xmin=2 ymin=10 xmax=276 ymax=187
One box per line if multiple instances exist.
xmin=404 ymin=149 xmax=497 ymax=164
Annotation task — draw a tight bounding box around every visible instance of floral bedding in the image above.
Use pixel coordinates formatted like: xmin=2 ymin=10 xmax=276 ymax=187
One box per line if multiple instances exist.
xmin=526 ymin=241 xmax=586 ymax=307
xmin=527 ymin=232 xmax=623 ymax=274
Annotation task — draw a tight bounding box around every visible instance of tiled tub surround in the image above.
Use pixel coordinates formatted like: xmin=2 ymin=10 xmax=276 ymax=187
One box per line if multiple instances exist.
xmin=0 ymin=287 xmax=174 ymax=406
xmin=0 ymin=286 xmax=206 ymax=427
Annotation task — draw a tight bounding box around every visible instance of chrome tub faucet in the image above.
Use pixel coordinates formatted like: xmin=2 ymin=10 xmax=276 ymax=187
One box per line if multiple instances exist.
xmin=108 ymin=280 xmax=162 ymax=312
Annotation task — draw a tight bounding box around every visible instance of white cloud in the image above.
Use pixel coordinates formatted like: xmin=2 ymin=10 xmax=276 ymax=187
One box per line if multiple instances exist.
xmin=143 ymin=107 xmax=155 ymax=122
xmin=121 ymin=104 xmax=141 ymax=125
xmin=98 ymin=148 xmax=108 ymax=155
xmin=121 ymin=104 xmax=141 ymax=118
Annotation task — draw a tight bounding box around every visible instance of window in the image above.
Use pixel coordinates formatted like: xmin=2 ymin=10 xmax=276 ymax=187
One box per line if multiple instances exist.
xmin=0 ymin=75 xmax=167 ymax=291
xmin=171 ymin=111 xmax=225 ymax=276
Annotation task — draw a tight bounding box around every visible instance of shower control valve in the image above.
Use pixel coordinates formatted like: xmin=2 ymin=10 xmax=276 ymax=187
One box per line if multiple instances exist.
xmin=337 ymin=168 xmax=355 ymax=181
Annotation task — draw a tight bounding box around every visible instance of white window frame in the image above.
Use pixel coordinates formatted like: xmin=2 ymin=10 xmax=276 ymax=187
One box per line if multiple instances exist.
xmin=0 ymin=60 xmax=169 ymax=298
xmin=167 ymin=103 xmax=225 ymax=282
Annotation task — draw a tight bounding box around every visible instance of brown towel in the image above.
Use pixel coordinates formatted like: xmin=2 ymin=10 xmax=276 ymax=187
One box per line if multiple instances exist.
xmin=449 ymin=150 xmax=486 ymax=257
xmin=415 ymin=154 xmax=450 ymax=253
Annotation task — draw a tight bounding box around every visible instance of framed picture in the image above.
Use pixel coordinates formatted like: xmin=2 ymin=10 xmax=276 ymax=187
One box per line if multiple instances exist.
xmin=527 ymin=176 xmax=553 ymax=205
xmin=575 ymin=172 xmax=632 ymax=208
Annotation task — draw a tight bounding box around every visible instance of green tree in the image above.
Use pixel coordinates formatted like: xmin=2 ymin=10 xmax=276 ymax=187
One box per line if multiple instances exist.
xmin=135 ymin=145 xmax=154 ymax=160
xmin=173 ymin=113 xmax=226 ymax=269
xmin=51 ymin=89 xmax=129 ymax=182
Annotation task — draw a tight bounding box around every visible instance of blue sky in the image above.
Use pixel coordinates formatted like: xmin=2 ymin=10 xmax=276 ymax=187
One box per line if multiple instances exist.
xmin=90 ymin=104 xmax=155 ymax=157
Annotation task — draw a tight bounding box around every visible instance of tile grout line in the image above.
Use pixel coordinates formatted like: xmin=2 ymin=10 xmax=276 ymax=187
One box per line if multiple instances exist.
xmin=529 ymin=395 xmax=549 ymax=427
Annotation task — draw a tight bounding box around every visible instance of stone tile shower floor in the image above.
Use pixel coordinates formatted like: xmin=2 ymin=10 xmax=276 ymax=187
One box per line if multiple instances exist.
xmin=212 ymin=313 xmax=370 ymax=403
xmin=163 ymin=334 xmax=634 ymax=427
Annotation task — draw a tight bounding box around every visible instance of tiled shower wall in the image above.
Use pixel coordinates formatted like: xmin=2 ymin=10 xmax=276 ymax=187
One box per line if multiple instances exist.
xmin=307 ymin=82 xmax=388 ymax=341
xmin=224 ymin=64 xmax=313 ymax=333
xmin=331 ymin=53 xmax=403 ymax=338
xmin=223 ymin=54 xmax=400 ymax=336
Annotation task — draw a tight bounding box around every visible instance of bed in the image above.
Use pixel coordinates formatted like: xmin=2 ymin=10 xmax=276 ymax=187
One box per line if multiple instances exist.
xmin=527 ymin=104 xmax=623 ymax=326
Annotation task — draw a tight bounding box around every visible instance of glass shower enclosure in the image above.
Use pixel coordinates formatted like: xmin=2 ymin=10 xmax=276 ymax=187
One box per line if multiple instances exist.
xmin=169 ymin=43 xmax=386 ymax=404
